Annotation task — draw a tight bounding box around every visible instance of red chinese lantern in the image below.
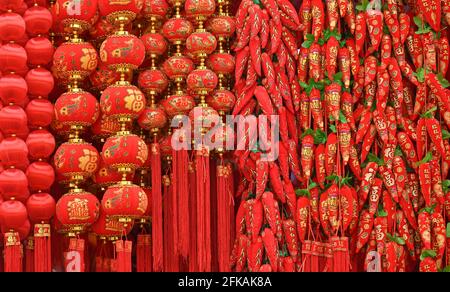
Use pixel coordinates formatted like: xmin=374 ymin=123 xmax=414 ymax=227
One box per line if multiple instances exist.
xmin=91 ymin=114 xmax=122 ymax=139
xmin=161 ymin=94 xmax=195 ymax=118
xmin=0 ymin=12 xmax=25 ymax=41
xmin=99 ymin=33 xmax=146 ymax=71
xmin=89 ymin=63 xmax=127 ymax=92
xmin=142 ymin=0 xmax=169 ymax=19
xmin=25 ymin=37 xmax=54 ymax=67
xmin=0 ymin=136 xmax=29 ymax=170
xmin=25 ymin=130 xmax=55 ymax=160
xmin=102 ymin=134 xmax=148 ymax=171
xmin=206 ymin=53 xmax=235 ymax=75
xmin=23 ymin=5 xmax=52 ymax=36
xmin=25 ymin=100 xmax=54 ymax=128
xmin=185 ymin=0 xmax=215 ymax=19
xmin=26 ymin=162 xmax=55 ymax=192
xmin=54 ymin=90 xmax=100 ymax=127
xmin=25 ymin=68 xmax=55 ymax=98
xmin=101 ymin=182 xmax=148 ymax=221
xmin=0 ymin=200 xmax=28 ymax=230
xmin=138 ymin=69 xmax=169 ymax=96
xmin=100 ymin=84 xmax=146 ymax=120
xmin=137 ymin=105 xmax=167 ymax=131
xmin=141 ymin=32 xmax=168 ymax=57
xmin=55 ymin=190 xmax=100 ymax=232
xmin=0 ymin=74 xmax=28 ymax=105
xmin=206 ymin=89 xmax=236 ymax=114
xmin=26 ymin=193 xmax=56 ymax=223
xmin=0 ymin=168 xmax=29 ymax=202
xmin=0 ymin=0 xmax=24 ymax=11
xmin=0 ymin=43 xmax=27 ymax=74
xmin=93 ymin=160 xmax=133 ymax=189
xmin=52 ymin=0 xmax=98 ymax=33
xmin=98 ymin=0 xmax=143 ymax=25
xmin=0 ymin=105 xmax=28 ymax=136
xmin=91 ymin=207 xmax=133 ymax=238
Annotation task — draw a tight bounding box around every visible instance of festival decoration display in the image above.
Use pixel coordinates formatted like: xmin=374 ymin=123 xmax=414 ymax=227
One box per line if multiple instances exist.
xmin=0 ymin=0 xmax=450 ymax=273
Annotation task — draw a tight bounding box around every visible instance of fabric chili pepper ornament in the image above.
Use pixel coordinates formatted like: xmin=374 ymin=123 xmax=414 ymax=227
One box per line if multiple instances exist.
xmin=417 ymin=0 xmax=441 ymax=32
xmin=356 ymin=210 xmax=374 ymax=253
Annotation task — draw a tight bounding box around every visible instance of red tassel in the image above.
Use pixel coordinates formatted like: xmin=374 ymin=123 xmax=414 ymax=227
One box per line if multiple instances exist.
xmin=151 ymin=142 xmax=163 ymax=272
xmin=163 ymin=174 xmax=170 ymax=272
xmin=34 ymin=223 xmax=52 ymax=272
xmin=173 ymin=148 xmax=190 ymax=258
xmin=114 ymin=240 xmax=132 ymax=272
xmin=4 ymin=232 xmax=22 ymax=272
xmin=65 ymin=238 xmax=85 ymax=272
xmin=137 ymin=234 xmax=152 ymax=272
xmin=217 ymin=160 xmax=233 ymax=271
xmin=301 ymin=240 xmax=312 ymax=272
xmin=196 ymin=146 xmax=211 ymax=272
xmin=25 ymin=237 xmax=34 ymax=272
xmin=331 ymin=236 xmax=350 ymax=272
xmin=188 ymin=161 xmax=198 ymax=272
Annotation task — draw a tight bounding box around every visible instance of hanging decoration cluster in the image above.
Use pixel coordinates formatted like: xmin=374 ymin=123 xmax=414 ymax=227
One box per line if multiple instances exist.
xmin=0 ymin=0 xmax=450 ymax=273
xmin=231 ymin=0 xmax=450 ymax=273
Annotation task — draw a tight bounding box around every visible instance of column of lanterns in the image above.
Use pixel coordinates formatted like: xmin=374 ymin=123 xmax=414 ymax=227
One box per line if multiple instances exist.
xmin=51 ymin=0 xmax=101 ymax=272
xmin=0 ymin=0 xmax=31 ymax=272
xmin=97 ymin=0 xmax=149 ymax=272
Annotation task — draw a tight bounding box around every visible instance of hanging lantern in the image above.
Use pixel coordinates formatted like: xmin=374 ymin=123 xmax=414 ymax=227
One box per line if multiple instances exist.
xmin=98 ymin=0 xmax=143 ymax=25
xmin=0 ymin=168 xmax=30 ymax=202
xmin=26 ymin=193 xmax=56 ymax=223
xmin=100 ymin=83 xmax=146 ymax=120
xmin=93 ymin=160 xmax=133 ymax=189
xmin=0 ymin=136 xmax=29 ymax=170
xmin=25 ymin=37 xmax=54 ymax=67
xmin=54 ymin=90 xmax=100 ymax=127
xmin=91 ymin=207 xmax=133 ymax=238
xmin=52 ymin=0 xmax=98 ymax=34
xmin=26 ymin=130 xmax=55 ymax=159
xmin=23 ymin=5 xmax=52 ymax=36
xmin=99 ymin=33 xmax=146 ymax=71
xmin=206 ymin=89 xmax=235 ymax=114
xmin=0 ymin=74 xmax=28 ymax=105
xmin=0 ymin=200 xmax=28 ymax=230
xmin=0 ymin=43 xmax=28 ymax=74
xmin=55 ymin=189 xmax=100 ymax=232
xmin=0 ymin=12 xmax=26 ymax=42
xmin=26 ymin=162 xmax=55 ymax=193
xmin=25 ymin=100 xmax=54 ymax=128
xmin=25 ymin=68 xmax=55 ymax=98
xmin=102 ymin=134 xmax=148 ymax=171
xmin=142 ymin=0 xmax=169 ymax=20
xmin=0 ymin=105 xmax=28 ymax=136
xmin=138 ymin=105 xmax=167 ymax=131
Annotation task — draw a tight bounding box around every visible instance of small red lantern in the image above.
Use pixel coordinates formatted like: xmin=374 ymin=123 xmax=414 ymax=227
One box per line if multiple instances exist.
xmin=185 ymin=0 xmax=215 ymax=19
xmin=26 ymin=130 xmax=56 ymax=160
xmin=0 ymin=12 xmax=26 ymax=42
xmin=55 ymin=190 xmax=100 ymax=231
xmin=138 ymin=69 xmax=169 ymax=95
xmin=141 ymin=33 xmax=168 ymax=56
xmin=186 ymin=68 xmax=218 ymax=94
xmin=25 ymin=37 xmax=54 ymax=66
xmin=26 ymin=193 xmax=56 ymax=223
xmin=0 ymin=105 xmax=28 ymax=136
xmin=53 ymin=41 xmax=98 ymax=81
xmin=53 ymin=142 xmax=100 ymax=180
xmin=186 ymin=31 xmax=217 ymax=56
xmin=0 ymin=137 xmax=29 ymax=170
xmin=142 ymin=0 xmax=169 ymax=20
xmin=206 ymin=15 xmax=236 ymax=38
xmin=159 ymin=134 xmax=172 ymax=157
xmin=100 ymin=84 xmax=146 ymax=120
xmin=0 ymin=43 xmax=27 ymax=74
xmin=88 ymin=17 xmax=115 ymax=43
xmin=102 ymin=134 xmax=148 ymax=171
xmin=0 ymin=200 xmax=28 ymax=230
xmin=0 ymin=74 xmax=28 ymax=105
xmin=162 ymin=55 xmax=195 ymax=80
xmin=162 ymin=18 xmax=193 ymax=43
xmin=54 ymin=90 xmax=100 ymax=127
xmin=188 ymin=105 xmax=219 ymax=131
xmin=91 ymin=114 xmax=122 ymax=139
xmin=25 ymin=68 xmax=54 ymax=98
xmin=23 ymin=5 xmax=52 ymax=35
xmin=89 ymin=63 xmax=128 ymax=92
xmin=206 ymin=89 xmax=236 ymax=114
xmin=0 ymin=0 xmax=24 ymax=11
xmin=101 ymin=183 xmax=148 ymax=221
xmin=206 ymin=53 xmax=235 ymax=75
xmin=98 ymin=0 xmax=143 ymax=24
xmin=52 ymin=0 xmax=98 ymax=33
xmin=99 ymin=33 xmax=146 ymax=71
xmin=26 ymin=162 xmax=55 ymax=192
xmin=161 ymin=94 xmax=195 ymax=118
xmin=0 ymin=168 xmax=29 ymax=202
xmin=137 ymin=105 xmax=168 ymax=131
xmin=25 ymin=99 xmax=54 ymax=128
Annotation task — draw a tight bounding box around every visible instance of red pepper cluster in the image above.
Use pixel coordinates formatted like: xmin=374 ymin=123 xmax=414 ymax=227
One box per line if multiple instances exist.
xmin=232 ymin=0 xmax=450 ymax=272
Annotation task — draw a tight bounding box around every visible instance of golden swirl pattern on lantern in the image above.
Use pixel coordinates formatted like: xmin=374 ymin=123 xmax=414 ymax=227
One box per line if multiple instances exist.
xmin=206 ymin=53 xmax=235 ymax=75
xmin=162 ymin=55 xmax=195 ymax=80
xmin=142 ymin=0 xmax=169 ymax=20
xmin=161 ymin=94 xmax=195 ymax=118
xmin=186 ymin=68 xmax=218 ymax=94
xmin=101 ymin=183 xmax=148 ymax=220
xmin=206 ymin=89 xmax=236 ymax=113
xmin=100 ymin=34 xmax=146 ymax=70
xmin=52 ymin=0 xmax=99 ymax=33
xmin=138 ymin=106 xmax=168 ymax=130
xmin=53 ymin=42 xmax=99 ymax=81
xmin=54 ymin=142 xmax=100 ymax=179
xmin=55 ymin=90 xmax=100 ymax=127
xmin=100 ymin=84 xmax=146 ymax=119
xmin=91 ymin=209 xmax=133 ymax=237
xmin=56 ymin=191 xmax=100 ymax=231
xmin=186 ymin=31 xmax=217 ymax=56
xmin=141 ymin=33 xmax=168 ymax=56
xmin=185 ymin=0 xmax=215 ymax=19
xmin=162 ymin=18 xmax=193 ymax=43
xmin=102 ymin=134 xmax=148 ymax=170
xmin=138 ymin=69 xmax=169 ymax=95
xmin=206 ymin=15 xmax=236 ymax=38
xmin=98 ymin=0 xmax=144 ymax=25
